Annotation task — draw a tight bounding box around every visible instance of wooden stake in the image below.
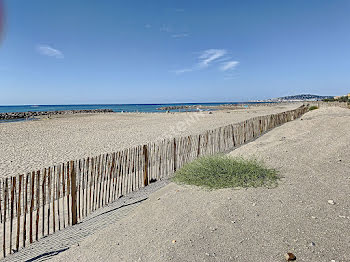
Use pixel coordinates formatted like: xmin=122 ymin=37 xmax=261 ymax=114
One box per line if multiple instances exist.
xmin=35 ymin=170 xmax=40 ymax=241
xmin=16 ymin=175 xmax=23 ymax=251
xmin=42 ymin=169 xmax=46 ymax=237
xmin=3 ymin=178 xmax=8 ymax=257
xmin=70 ymin=161 xmax=78 ymax=225
xmin=23 ymin=174 xmax=28 ymax=247
xmin=143 ymin=145 xmax=149 ymax=186
xmin=29 ymin=171 xmax=35 ymax=243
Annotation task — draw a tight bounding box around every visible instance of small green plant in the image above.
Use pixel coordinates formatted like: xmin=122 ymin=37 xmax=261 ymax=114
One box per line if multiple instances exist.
xmin=309 ymin=106 xmax=318 ymax=111
xmin=172 ymin=155 xmax=279 ymax=189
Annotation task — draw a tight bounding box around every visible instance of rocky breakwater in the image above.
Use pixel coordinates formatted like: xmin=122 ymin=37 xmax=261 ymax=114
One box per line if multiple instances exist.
xmin=0 ymin=109 xmax=114 ymax=120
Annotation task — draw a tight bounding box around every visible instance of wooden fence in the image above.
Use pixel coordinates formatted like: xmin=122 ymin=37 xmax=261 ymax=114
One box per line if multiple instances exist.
xmin=309 ymin=101 xmax=350 ymax=109
xmin=0 ymin=105 xmax=308 ymax=258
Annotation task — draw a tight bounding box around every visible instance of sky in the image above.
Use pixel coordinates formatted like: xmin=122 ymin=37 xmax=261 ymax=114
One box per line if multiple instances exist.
xmin=0 ymin=0 xmax=349 ymax=105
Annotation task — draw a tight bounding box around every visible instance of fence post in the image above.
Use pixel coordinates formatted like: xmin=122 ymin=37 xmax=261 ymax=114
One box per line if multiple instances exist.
xmin=3 ymin=178 xmax=8 ymax=258
xmin=70 ymin=161 xmax=78 ymax=225
xmin=197 ymin=135 xmax=201 ymax=157
xmin=173 ymin=138 xmax=177 ymax=172
xmin=143 ymin=145 xmax=149 ymax=186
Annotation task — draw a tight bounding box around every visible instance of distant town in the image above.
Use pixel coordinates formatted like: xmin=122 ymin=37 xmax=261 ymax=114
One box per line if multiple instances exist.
xmin=253 ymin=93 xmax=350 ymax=102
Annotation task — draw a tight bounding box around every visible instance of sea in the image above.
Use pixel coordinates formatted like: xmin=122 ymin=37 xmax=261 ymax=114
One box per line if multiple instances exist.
xmin=0 ymin=102 xmax=260 ymax=114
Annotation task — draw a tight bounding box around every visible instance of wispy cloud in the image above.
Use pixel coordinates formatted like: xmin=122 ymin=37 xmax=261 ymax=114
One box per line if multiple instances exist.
xmin=36 ymin=45 xmax=64 ymax=59
xmin=172 ymin=49 xmax=239 ymax=75
xmin=160 ymin=24 xmax=172 ymax=32
xmin=220 ymin=61 xmax=239 ymax=71
xmin=172 ymin=68 xmax=194 ymax=74
xmin=175 ymin=8 xmax=185 ymax=12
xmin=144 ymin=24 xmax=152 ymax=29
xmin=171 ymin=33 xmax=189 ymax=38
xmin=198 ymin=49 xmax=227 ymax=68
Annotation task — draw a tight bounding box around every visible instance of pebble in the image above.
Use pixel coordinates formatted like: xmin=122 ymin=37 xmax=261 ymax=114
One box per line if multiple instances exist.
xmin=310 ymin=242 xmax=316 ymax=247
xmin=328 ymin=200 xmax=335 ymax=205
xmin=285 ymin=252 xmax=296 ymax=261
xmin=172 ymin=240 xmax=176 ymax=244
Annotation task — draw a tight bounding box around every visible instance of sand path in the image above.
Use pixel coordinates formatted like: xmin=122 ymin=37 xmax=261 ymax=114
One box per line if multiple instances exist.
xmin=0 ymin=104 xmax=300 ymax=178
xmin=45 ymin=106 xmax=350 ymax=262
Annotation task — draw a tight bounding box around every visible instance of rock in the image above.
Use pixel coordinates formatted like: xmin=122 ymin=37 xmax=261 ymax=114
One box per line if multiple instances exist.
xmin=328 ymin=200 xmax=335 ymax=205
xmin=0 ymin=109 xmax=113 ymax=120
xmin=309 ymin=242 xmax=316 ymax=247
xmin=285 ymin=253 xmax=296 ymax=261
xmin=208 ymin=112 xmax=213 ymax=114
xmin=172 ymin=240 xmax=176 ymax=243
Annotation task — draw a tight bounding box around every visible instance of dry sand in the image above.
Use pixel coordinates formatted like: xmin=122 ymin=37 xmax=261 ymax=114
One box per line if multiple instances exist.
xmin=49 ymin=106 xmax=350 ymax=262
xmin=0 ymin=103 xmax=300 ymax=178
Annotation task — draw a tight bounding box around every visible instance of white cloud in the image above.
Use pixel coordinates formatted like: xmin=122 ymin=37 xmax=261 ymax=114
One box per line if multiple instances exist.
xmin=198 ymin=49 xmax=227 ymax=68
xmin=220 ymin=61 xmax=239 ymax=71
xmin=172 ymin=49 xmax=239 ymax=75
xmin=160 ymin=24 xmax=171 ymax=32
xmin=171 ymin=33 xmax=189 ymax=38
xmin=36 ymin=45 xmax=64 ymax=59
xmin=172 ymin=68 xmax=194 ymax=74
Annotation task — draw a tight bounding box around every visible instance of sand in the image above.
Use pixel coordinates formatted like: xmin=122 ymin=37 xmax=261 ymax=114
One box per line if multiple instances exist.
xmin=47 ymin=106 xmax=350 ymax=262
xmin=0 ymin=103 xmax=300 ymax=178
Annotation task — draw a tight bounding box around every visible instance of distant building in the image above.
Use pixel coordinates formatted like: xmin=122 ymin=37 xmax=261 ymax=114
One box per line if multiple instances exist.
xmin=348 ymin=93 xmax=350 ymax=98
xmin=334 ymin=96 xmax=342 ymax=99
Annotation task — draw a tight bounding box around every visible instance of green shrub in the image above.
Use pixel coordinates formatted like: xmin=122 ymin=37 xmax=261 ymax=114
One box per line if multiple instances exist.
xmin=172 ymin=155 xmax=279 ymax=189
xmin=309 ymin=106 xmax=318 ymax=111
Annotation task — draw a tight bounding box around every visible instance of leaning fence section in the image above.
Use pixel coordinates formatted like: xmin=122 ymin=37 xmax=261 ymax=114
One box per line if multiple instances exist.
xmin=0 ymin=105 xmax=308 ymax=258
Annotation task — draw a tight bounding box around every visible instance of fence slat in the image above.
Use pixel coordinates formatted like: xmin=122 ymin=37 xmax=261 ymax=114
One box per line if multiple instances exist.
xmin=143 ymin=145 xmax=149 ymax=186
xmin=22 ymin=174 xmax=28 ymax=248
xmin=3 ymin=178 xmax=8 ymax=257
xmin=35 ymin=171 xmax=40 ymax=241
xmin=71 ymin=161 xmax=78 ymax=225
xmin=16 ymin=175 xmax=23 ymax=251
xmin=42 ymin=169 xmax=46 ymax=237
xmin=9 ymin=177 xmax=15 ymax=254
xmin=29 ymin=172 xmax=35 ymax=244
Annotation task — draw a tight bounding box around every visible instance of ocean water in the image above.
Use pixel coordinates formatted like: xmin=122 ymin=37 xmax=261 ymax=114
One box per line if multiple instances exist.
xmin=0 ymin=102 xmax=258 ymax=114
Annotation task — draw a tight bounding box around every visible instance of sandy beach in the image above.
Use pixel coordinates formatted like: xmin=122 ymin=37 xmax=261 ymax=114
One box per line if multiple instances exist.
xmin=44 ymin=106 xmax=350 ymax=262
xmin=0 ymin=103 xmax=301 ymax=178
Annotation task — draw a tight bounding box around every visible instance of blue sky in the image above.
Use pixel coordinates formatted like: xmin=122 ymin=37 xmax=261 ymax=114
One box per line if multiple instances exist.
xmin=0 ymin=0 xmax=349 ymax=105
